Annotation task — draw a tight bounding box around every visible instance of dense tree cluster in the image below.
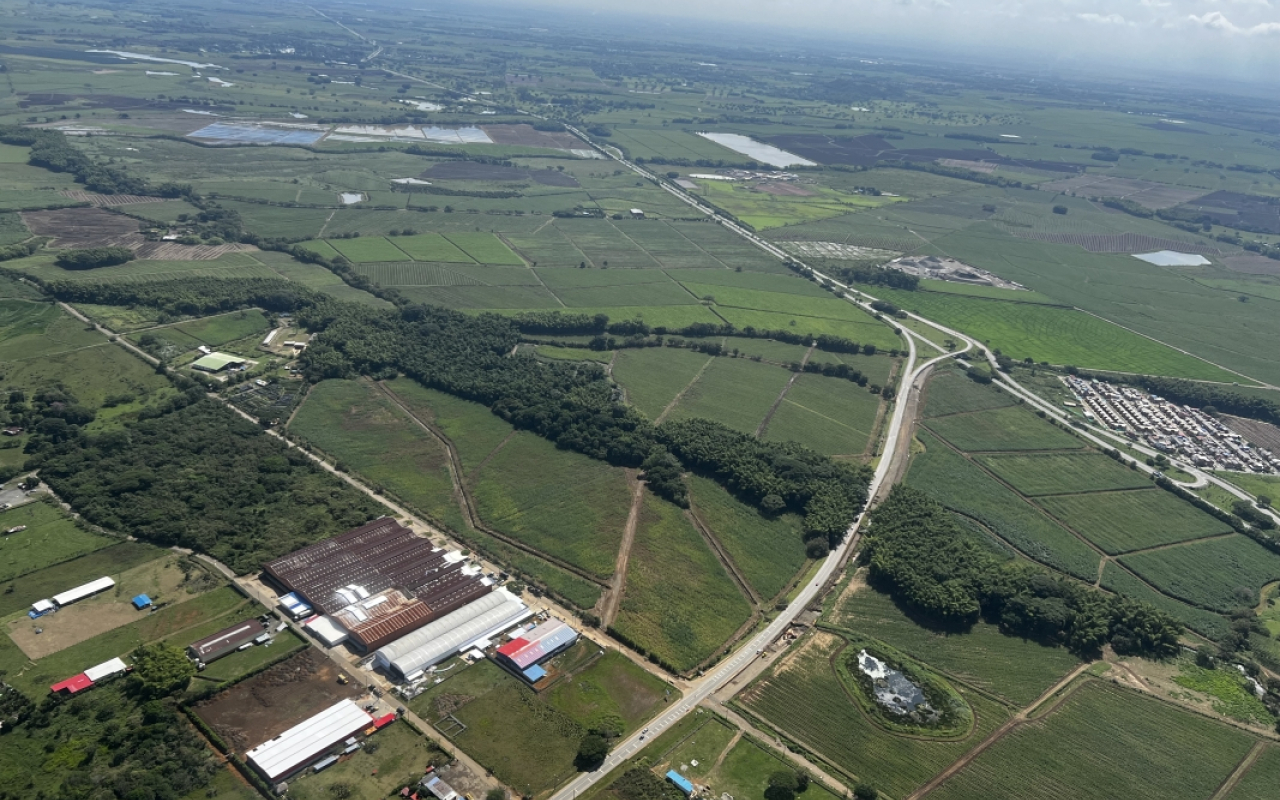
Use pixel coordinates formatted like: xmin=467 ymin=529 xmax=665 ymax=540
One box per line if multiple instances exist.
xmin=53 ymin=246 xmax=135 ymax=270
xmin=43 ymin=276 xmax=315 ymax=318
xmin=883 ymin=159 xmax=1025 ymax=189
xmin=862 ymin=486 xmax=1181 ymax=658
xmin=835 ymin=264 xmax=919 ymax=291
xmin=31 ymin=399 xmax=387 ymax=573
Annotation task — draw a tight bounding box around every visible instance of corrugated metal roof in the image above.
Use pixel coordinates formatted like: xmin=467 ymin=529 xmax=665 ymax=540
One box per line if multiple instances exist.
xmin=189 ymin=620 xmax=266 ymax=660
xmin=666 ymin=771 xmax=694 ymax=795
xmin=50 ymin=674 xmax=93 ymax=694
xmin=191 ymin=352 xmax=245 ymax=371
xmin=247 ymin=699 xmax=373 ymax=780
xmin=496 ymin=619 xmax=578 ymax=669
xmin=53 ymin=576 xmax=114 ymax=606
xmin=522 ymin=664 xmax=546 ymax=682
xmin=84 ymin=657 xmax=127 ymax=682
xmin=375 ymin=590 xmax=529 ymax=678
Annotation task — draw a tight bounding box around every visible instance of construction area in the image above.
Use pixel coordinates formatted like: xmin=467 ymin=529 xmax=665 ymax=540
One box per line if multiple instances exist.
xmin=888 ymin=254 xmax=1027 ymax=290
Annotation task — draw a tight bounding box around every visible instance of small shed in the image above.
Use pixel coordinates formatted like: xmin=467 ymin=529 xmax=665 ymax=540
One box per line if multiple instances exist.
xmin=630 ymin=208 xmax=645 ymax=218
xmin=521 ymin=664 xmax=547 ymax=683
xmin=132 ymin=594 xmax=152 ymax=610
xmin=666 ymin=771 xmax=695 ymax=796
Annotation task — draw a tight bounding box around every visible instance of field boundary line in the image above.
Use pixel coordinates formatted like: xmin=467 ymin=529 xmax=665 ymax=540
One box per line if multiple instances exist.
xmin=908 ymin=666 xmax=1097 ymax=800
xmin=756 ymin=344 xmax=814 ymax=438
xmin=1210 ymin=741 xmax=1268 ymax=800
xmin=664 ymin=221 xmax=731 ymax=270
xmin=373 ymin=380 xmax=611 ymax=588
xmin=597 ymin=470 xmax=644 ymax=627
xmin=655 ymin=355 xmax=715 ymax=424
xmin=1092 ymin=530 xmax=1239 ymax=558
xmin=283 ymin=381 xmax=314 ymax=428
xmin=467 ymin=429 xmax=517 ymax=481
xmin=707 ymin=701 xmax=851 ymax=797
xmin=316 ymin=209 xmax=337 ymax=238
xmin=686 ymin=503 xmax=762 ymax=608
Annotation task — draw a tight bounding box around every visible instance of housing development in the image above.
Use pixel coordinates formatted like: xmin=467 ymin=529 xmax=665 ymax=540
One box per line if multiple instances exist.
xmin=2 ymin=1 xmax=1280 ymax=799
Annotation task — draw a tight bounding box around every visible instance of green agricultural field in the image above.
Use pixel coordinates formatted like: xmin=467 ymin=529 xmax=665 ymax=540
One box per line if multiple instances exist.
xmin=736 ymin=631 xmax=1011 ymax=799
xmin=384 ymin=381 xmax=515 ymax=472
xmin=762 ymin=373 xmax=882 ymax=457
xmin=1098 ymin=563 xmax=1231 ymax=641
xmin=554 ymin=282 xmax=699 ymax=308
xmin=400 ymin=284 xmax=560 ymax=309
xmin=712 ymin=306 xmax=903 ymax=350
xmin=710 ymin=738 xmax=842 ymax=800
xmin=664 ymin=357 xmax=792 ymax=434
xmin=445 ymin=232 xmax=525 ymax=265
xmin=533 ymin=268 xmax=674 ymax=289
xmin=917 ymin=280 xmax=1061 ymax=304
xmin=0 ymin=502 xmax=114 ymax=584
xmin=975 ymin=452 xmax=1153 ymax=496
xmin=0 ymin=541 xmax=164 ymax=618
xmin=825 ymin=580 xmax=1081 ymax=706
xmin=674 ymin=270 xmax=832 ymax=297
xmin=687 ymin=475 xmax=808 ymax=600
xmin=328 ymin=236 xmax=412 ymax=263
xmin=921 ymin=368 xmax=1020 ymax=418
xmin=907 ymin=433 xmax=1101 ymax=580
xmin=464 ymin=527 xmax=602 ymax=610
xmin=1118 ymin=534 xmax=1280 ymax=612
xmin=295 ymin=239 xmax=341 ymax=260
xmin=170 ymin=309 xmax=271 ymax=347
xmin=390 ymin=233 xmax=474 ymax=263
xmin=678 ymin=282 xmax=874 ymax=324
xmin=1225 ymin=745 xmax=1280 ymax=800
xmin=1 ymin=340 xmax=172 ymax=416
xmin=287 ymin=379 xmax=469 ymax=535
xmin=927 ymin=681 xmax=1257 ymax=800
xmin=612 ymin=493 xmax=752 ymax=673
xmin=863 ymin=285 xmax=1238 ymax=382
xmin=536 ymin=345 xmax=611 ymax=362
xmin=1220 ymin=472 xmax=1280 ymax=502
xmin=470 ymin=431 xmax=631 ymax=579
xmin=923 ymin=404 xmax=1083 ymax=452
xmin=612 ymin=347 xmax=714 ymax=419
xmin=411 ymin=659 xmax=584 ymax=796
xmin=657 ymin=717 xmax=739 ymax=782
xmin=1037 ymin=489 xmax=1233 ymax=554
xmin=722 ymin=336 xmax=812 ymax=365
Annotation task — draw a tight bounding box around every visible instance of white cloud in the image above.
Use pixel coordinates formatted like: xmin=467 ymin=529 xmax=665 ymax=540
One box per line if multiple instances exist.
xmin=1077 ymin=11 xmax=1129 ymax=23
xmin=1186 ymin=10 xmax=1280 ymax=33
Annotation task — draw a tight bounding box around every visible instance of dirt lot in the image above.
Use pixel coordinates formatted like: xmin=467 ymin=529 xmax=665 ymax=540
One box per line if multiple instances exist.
xmin=424 ymin=160 xmax=579 ymax=187
xmin=22 ymin=207 xmax=141 ymax=248
xmin=482 ymin=123 xmax=587 ymax=152
xmin=195 ymin=648 xmax=366 ymax=753
xmin=753 ymin=182 xmax=815 ymax=196
xmin=5 ymin=555 xmax=194 ymax=658
xmin=1225 ymin=415 xmax=1280 ymax=454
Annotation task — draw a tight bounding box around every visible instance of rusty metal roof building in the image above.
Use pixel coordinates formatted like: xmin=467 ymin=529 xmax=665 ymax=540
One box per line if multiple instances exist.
xmin=188 ymin=619 xmax=269 ymax=663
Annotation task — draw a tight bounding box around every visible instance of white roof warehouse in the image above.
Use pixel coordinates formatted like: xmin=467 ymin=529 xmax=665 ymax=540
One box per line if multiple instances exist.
xmin=246 ymin=699 xmax=374 ymax=781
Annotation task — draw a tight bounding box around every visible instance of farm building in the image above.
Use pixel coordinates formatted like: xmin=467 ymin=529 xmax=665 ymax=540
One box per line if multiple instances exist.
xmin=263 ymin=518 xmax=492 ymax=649
xmin=374 ymin=588 xmax=531 ymax=680
xmin=50 ymin=657 xmax=129 ymax=695
xmin=421 ymin=775 xmax=459 ymax=800
xmin=33 ymin=576 xmax=115 ymax=615
xmin=246 ymin=699 xmax=374 ymax=782
xmin=495 ymin=618 xmax=578 ymax=681
xmin=278 ymin=592 xmax=312 ymax=619
xmin=191 ymin=352 xmax=247 ymax=373
xmin=132 ymin=594 xmax=152 ymax=610
xmin=666 ymin=771 xmax=695 ymax=796
xmin=304 ymin=614 xmax=350 ymax=647
xmin=187 ymin=619 xmax=268 ymax=664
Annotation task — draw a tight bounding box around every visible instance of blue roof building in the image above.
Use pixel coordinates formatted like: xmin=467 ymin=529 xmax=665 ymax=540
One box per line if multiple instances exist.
xmin=522 ymin=664 xmax=547 ymax=683
xmin=666 ymin=770 xmax=695 ymax=796
xmin=131 ymin=594 xmax=152 ymax=610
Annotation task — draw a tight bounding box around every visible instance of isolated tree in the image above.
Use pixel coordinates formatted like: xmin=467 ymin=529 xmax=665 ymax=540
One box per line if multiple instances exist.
xmin=575 ymin=734 xmax=609 ymax=771
xmin=128 ymin=643 xmax=195 ymax=698
xmin=853 ymin=784 xmax=878 ymax=800
xmin=766 ymin=771 xmax=800 ymax=800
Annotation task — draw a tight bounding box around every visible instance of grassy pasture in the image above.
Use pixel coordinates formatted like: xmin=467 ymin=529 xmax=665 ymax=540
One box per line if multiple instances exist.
xmin=385 ymin=381 xmax=514 ymax=472
xmin=976 ymin=452 xmax=1153 ymax=496
xmin=1037 ymin=489 xmax=1232 ymax=555
xmin=287 ymin=721 xmax=442 ymax=800
xmin=8 ymin=585 xmax=248 ymax=698
xmin=287 ymin=379 xmax=469 ymax=535
xmin=825 ymin=580 xmax=1081 ymax=706
xmin=1118 ymin=535 xmax=1280 ymax=612
xmin=612 ymin=347 xmax=713 ymax=419
xmin=295 ymin=239 xmax=341 ymax=259
xmin=687 ymin=475 xmax=807 ymax=601
xmin=170 ymin=309 xmax=271 ymax=347
xmin=762 ymin=373 xmax=882 ymax=457
xmin=924 ymin=404 xmax=1082 ymax=452
xmin=464 ymin=527 xmax=602 ymax=610
xmin=722 ymin=336 xmax=812 ymax=364
xmin=327 ymin=236 xmax=411 ymax=263
xmin=0 ymin=540 xmax=165 ymax=618
xmin=712 ymin=738 xmax=842 ymax=800
xmin=907 ymin=433 xmax=1102 ymax=580
xmin=928 ymin=681 xmax=1256 ymax=800
xmin=554 ymin=282 xmax=699 ymax=308
xmin=921 ymin=368 xmax=1020 ymax=418
xmin=544 ymin=648 xmax=673 ymax=732
xmin=679 ymin=282 xmax=874 ymax=324
xmin=1098 ymin=563 xmax=1230 ymax=641
xmin=612 ymin=493 xmax=752 ymax=673
xmin=470 ymin=431 xmax=631 ymax=579
xmin=0 ymin=341 xmax=171 ymax=419
xmin=736 ymin=631 xmax=1010 ymax=799
xmin=865 ymin=286 xmax=1239 ymax=381
xmin=0 ymin=503 xmax=114 ymax=584
xmin=674 ymin=270 xmax=831 ymax=297
xmin=664 ymin=357 xmax=791 ymax=435
xmin=0 ymin=300 xmax=104 ymax=360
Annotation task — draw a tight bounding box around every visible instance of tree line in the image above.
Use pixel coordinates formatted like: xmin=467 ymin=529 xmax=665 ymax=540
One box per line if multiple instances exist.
xmin=862 ymin=485 xmax=1181 ymax=658
xmin=0 ymin=125 xmax=192 ymax=198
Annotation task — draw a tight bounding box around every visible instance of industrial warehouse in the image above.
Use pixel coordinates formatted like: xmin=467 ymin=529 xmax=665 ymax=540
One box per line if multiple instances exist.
xmin=245 ymin=698 xmax=395 ymax=782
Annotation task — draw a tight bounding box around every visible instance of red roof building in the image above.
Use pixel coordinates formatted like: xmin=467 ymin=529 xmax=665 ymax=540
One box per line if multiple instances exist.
xmin=50 ymin=673 xmax=93 ymax=695
xmin=495 ymin=619 xmax=579 ymax=672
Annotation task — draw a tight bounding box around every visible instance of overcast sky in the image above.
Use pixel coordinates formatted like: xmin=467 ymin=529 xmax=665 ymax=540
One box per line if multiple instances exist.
xmin=508 ymin=0 xmax=1280 ymax=84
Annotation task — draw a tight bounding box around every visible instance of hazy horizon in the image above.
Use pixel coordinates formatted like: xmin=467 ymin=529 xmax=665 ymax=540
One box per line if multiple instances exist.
xmin=482 ymin=0 xmax=1280 ymax=85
